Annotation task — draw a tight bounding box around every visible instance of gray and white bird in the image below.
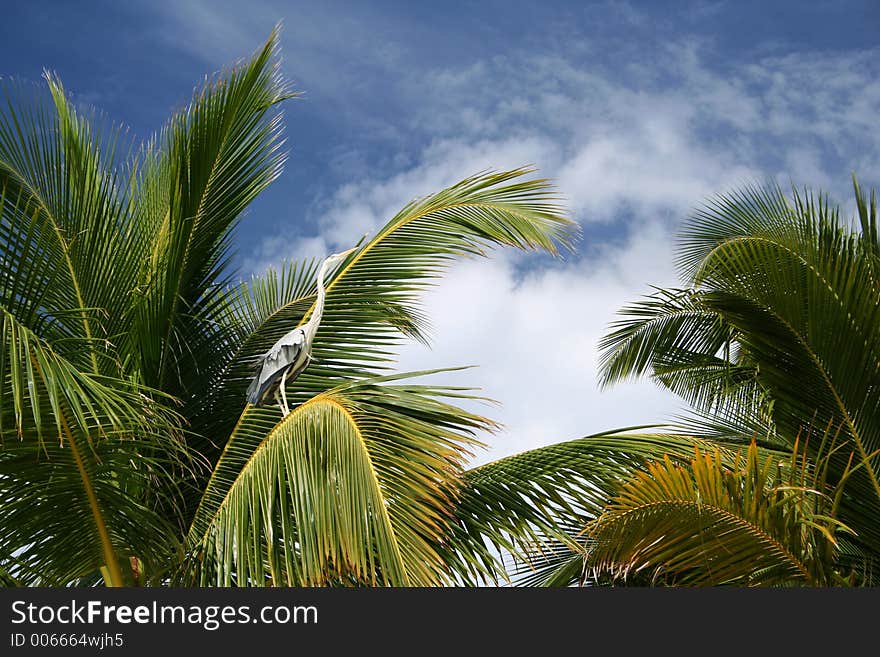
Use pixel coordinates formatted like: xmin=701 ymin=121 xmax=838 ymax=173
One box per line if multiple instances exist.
xmin=246 ymin=247 xmax=356 ymax=416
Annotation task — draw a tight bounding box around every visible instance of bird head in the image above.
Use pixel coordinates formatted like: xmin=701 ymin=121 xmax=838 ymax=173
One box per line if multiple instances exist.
xmin=325 ymin=247 xmax=357 ymax=267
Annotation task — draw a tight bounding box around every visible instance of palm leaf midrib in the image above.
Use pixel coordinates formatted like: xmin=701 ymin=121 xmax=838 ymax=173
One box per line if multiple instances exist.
xmin=0 ymin=157 xmax=100 ymax=373
xmin=704 ymin=253 xmax=880 ymax=501
xmin=594 ymin=498 xmax=813 ymax=583
xmin=189 ymin=392 xmax=334 ymax=545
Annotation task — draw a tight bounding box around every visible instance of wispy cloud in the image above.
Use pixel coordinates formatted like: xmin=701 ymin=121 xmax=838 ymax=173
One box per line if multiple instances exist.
xmin=394 ymin=225 xmax=684 ymax=465
xmin=137 ymin=0 xmax=416 ymax=131
xmin=262 ymin=36 xmax=878 ymax=463
xmin=144 ymin=1 xmax=880 ymax=464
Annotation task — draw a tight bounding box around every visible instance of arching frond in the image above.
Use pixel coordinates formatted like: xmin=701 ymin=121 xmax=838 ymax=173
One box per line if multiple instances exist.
xmin=0 ymin=306 xmax=187 ymax=586
xmin=687 ymin=184 xmax=880 ymax=552
xmin=184 ymin=371 xmax=494 ymax=586
xmin=599 ymin=287 xmax=769 ymax=423
xmin=200 ymin=167 xmax=576 ymax=442
xmin=599 ymin=179 xmax=880 ymax=568
xmin=455 ymin=430 xmax=727 ymax=584
xmin=130 ymin=25 xmax=295 ymax=397
xmin=0 ymin=75 xmax=140 ymax=375
xmin=585 ymin=442 xmax=849 ymax=586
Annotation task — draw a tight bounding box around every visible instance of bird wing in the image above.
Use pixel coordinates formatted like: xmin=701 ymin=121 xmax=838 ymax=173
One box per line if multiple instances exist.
xmin=246 ymin=328 xmax=307 ymax=405
xmin=267 ymin=329 xmax=305 ymax=359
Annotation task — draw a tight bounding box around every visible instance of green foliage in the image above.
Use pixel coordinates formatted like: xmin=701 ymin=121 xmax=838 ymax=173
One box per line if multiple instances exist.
xmin=0 ymin=28 xmax=581 ymax=586
xmin=578 ymin=178 xmax=880 ymax=585
xmin=586 ymin=441 xmax=849 ymax=586
xmin=186 ymin=372 xmax=493 ymax=586
xmin=4 ymin=22 xmax=872 ymax=589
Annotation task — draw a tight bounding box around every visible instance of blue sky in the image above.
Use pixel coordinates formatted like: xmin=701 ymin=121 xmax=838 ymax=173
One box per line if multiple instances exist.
xmin=2 ymin=1 xmax=879 ymax=462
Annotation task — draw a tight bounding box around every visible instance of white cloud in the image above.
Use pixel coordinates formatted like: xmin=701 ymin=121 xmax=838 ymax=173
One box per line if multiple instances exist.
xmin=555 ymin=127 xmax=756 ymax=222
xmin=314 ymin=135 xmax=563 ymax=246
xmin=232 ymin=22 xmax=880 ymax=467
xmin=394 ymin=225 xmax=683 ymax=465
xmin=241 ymin=234 xmax=330 ymax=278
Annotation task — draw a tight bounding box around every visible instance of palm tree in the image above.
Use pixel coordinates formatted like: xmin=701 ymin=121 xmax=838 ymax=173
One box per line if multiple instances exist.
xmin=8 ymin=27 xmax=869 ymax=589
xmin=0 ymin=28 xmax=584 ymax=587
xmin=507 ymin=179 xmax=880 ymax=585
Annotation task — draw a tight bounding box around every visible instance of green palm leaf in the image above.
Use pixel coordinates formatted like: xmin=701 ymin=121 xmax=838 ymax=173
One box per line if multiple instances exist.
xmin=600 ymin=288 xmax=768 ymax=417
xmin=599 ymin=287 xmax=777 ymax=444
xmin=0 ymin=307 xmax=186 ymax=586
xmin=193 ymin=167 xmax=577 ymax=452
xmin=182 ymin=167 xmax=577 ymax=584
xmin=185 ymin=371 xmax=493 ymax=586
xmin=680 ymin=184 xmax=880 ymax=452
xmin=461 ymin=429 xmax=806 ymax=586
xmin=130 ymin=25 xmax=294 ymax=397
xmin=585 ymin=442 xmax=849 ymax=586
xmin=599 ymin=179 xmax=880 ymax=567
xmin=0 ymin=75 xmax=140 ymax=376
xmin=456 ymin=430 xmax=722 ymax=584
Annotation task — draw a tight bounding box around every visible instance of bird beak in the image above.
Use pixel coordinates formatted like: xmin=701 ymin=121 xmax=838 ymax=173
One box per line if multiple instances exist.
xmin=340 ymin=247 xmax=357 ymax=257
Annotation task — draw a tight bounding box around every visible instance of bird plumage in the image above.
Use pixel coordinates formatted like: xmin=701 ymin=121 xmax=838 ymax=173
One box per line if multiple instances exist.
xmin=246 ymin=328 xmax=306 ymax=405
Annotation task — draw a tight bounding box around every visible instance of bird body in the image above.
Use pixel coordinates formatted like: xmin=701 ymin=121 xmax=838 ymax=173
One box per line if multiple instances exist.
xmin=245 ymin=247 xmax=356 ymax=415
xmin=245 ymin=327 xmax=307 ymax=406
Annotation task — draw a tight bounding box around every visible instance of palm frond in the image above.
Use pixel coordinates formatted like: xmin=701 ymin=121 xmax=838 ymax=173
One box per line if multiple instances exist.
xmin=0 ymin=75 xmax=140 ymax=375
xmin=506 ymin=536 xmax=586 ymax=587
xmin=184 ymin=370 xmax=495 ymax=586
xmin=0 ymin=306 xmax=188 ymax=586
xmin=131 ymin=25 xmax=295 ymax=397
xmin=680 ymin=183 xmax=880 ymax=448
xmin=193 ymin=168 xmax=577 ymax=463
xmin=599 ymin=287 xmax=770 ymax=423
xmin=585 ymin=441 xmax=849 ymax=586
xmin=463 ymin=429 xmax=804 ymax=586
xmin=455 ymin=430 xmax=726 ymax=584
xmin=686 ymin=184 xmax=880 ymax=547
xmin=600 ymin=180 xmax=880 ymax=563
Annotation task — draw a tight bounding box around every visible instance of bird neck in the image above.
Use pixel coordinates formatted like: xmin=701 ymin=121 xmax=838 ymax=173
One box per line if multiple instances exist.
xmin=306 ymin=258 xmax=331 ymax=342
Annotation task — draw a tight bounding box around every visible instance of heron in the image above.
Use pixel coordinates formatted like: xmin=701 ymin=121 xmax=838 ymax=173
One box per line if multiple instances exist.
xmin=245 ymin=247 xmax=357 ymax=416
